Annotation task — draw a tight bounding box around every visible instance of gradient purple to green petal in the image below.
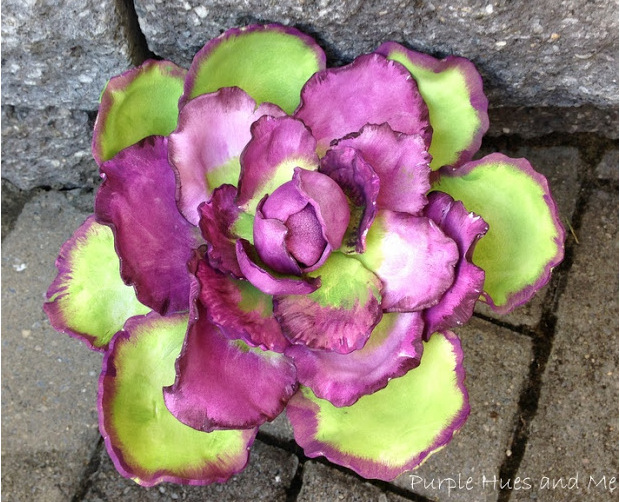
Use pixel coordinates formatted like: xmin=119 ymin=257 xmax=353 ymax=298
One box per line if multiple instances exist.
xmin=274 ymin=253 xmax=383 ymax=354
xmin=286 ymin=331 xmax=469 ymax=480
xmin=93 ymin=60 xmax=187 ymax=165
xmin=95 ymin=136 xmax=201 ymax=314
xmin=99 ymin=312 xmax=257 ymax=486
xmin=319 ymin=146 xmax=380 ymax=253
xmin=237 ymin=116 xmax=319 ymax=213
xmin=294 ymin=53 xmax=431 ymax=155
xmin=194 ymin=256 xmax=290 ymax=353
xmin=44 ymin=216 xmax=149 ymax=352
xmin=434 ymin=153 xmax=565 ymax=313
xmin=285 ymin=312 xmax=423 ymax=407
xmin=376 ymin=42 xmax=489 ymax=170
xmin=423 ymin=191 xmax=488 ymax=337
xmin=356 ymin=210 xmax=459 ymax=312
xmin=163 ymin=302 xmax=298 ymax=432
xmin=169 ymin=87 xmax=285 ymax=225
xmin=334 ymin=123 xmax=431 ymax=215
xmin=181 ymin=24 xmax=326 ymax=114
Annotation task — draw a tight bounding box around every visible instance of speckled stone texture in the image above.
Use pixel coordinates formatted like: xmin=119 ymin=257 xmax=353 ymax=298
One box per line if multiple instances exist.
xmin=1 ymin=106 xmax=99 ymax=190
xmin=513 ymin=189 xmax=619 ymax=502
xmin=391 ymin=318 xmax=532 ymax=501
xmin=1 ymin=191 xmax=102 ymax=502
xmin=1 ymin=0 xmax=138 ymax=110
xmin=82 ymin=441 xmax=298 ymax=501
xmin=134 ymin=0 xmax=618 ymax=135
xmin=596 ymin=149 xmax=619 ymax=180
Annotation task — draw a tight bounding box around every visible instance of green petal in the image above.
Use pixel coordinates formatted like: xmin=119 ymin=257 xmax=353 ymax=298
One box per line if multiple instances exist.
xmin=433 ymin=153 xmax=565 ymax=312
xmin=93 ymin=60 xmax=186 ymax=164
xmin=99 ymin=312 xmax=256 ymax=486
xmin=182 ymin=24 xmax=326 ymax=114
xmin=44 ymin=216 xmax=150 ymax=351
xmin=286 ymin=331 xmax=469 ymax=480
xmin=377 ymin=42 xmax=488 ymax=170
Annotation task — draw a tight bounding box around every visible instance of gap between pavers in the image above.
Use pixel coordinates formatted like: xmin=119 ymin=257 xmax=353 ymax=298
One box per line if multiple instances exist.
xmin=512 ymin=189 xmax=619 ymax=502
xmin=1 ymin=191 xmax=102 ymax=502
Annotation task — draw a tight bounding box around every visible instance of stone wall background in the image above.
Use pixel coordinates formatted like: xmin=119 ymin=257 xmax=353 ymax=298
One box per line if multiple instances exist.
xmin=1 ymin=0 xmax=618 ymax=191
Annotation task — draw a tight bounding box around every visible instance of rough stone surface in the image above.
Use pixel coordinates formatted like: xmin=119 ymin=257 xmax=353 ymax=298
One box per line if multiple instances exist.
xmin=1 ymin=180 xmax=33 ymax=241
xmin=514 ymin=189 xmax=619 ymax=502
xmin=83 ymin=441 xmax=298 ymax=501
xmin=135 ymin=0 xmax=618 ymax=119
xmin=259 ymin=412 xmax=295 ymax=443
xmin=393 ymin=318 xmax=532 ymax=502
xmin=1 ymin=191 xmax=102 ymax=501
xmin=595 ymin=149 xmax=619 ymax=180
xmin=1 ymin=106 xmax=100 ymax=190
xmin=298 ymin=462 xmax=408 ymax=502
xmin=1 ymin=0 xmax=136 ymax=110
xmin=473 ymin=145 xmax=584 ymax=327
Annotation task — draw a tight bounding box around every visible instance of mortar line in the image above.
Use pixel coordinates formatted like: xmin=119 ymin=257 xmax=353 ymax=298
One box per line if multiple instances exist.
xmin=472 ymin=312 xmax=538 ymax=338
xmin=114 ymin=0 xmax=156 ymax=65
xmin=71 ymin=435 xmax=104 ymax=502
xmin=495 ymin=171 xmax=595 ymax=502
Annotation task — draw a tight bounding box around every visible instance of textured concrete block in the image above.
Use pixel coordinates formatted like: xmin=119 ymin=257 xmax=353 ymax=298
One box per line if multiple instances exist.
xmin=1 ymin=106 xmax=99 ymax=190
xmin=595 ymin=149 xmax=619 ymax=181
xmin=514 ymin=190 xmax=619 ymax=501
xmin=1 ymin=191 xmax=102 ymax=501
xmin=2 ymin=0 xmax=137 ymax=110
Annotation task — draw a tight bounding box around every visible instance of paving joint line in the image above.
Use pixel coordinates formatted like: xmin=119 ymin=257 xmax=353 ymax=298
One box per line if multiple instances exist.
xmin=113 ymin=0 xmax=156 ymax=65
xmin=472 ymin=312 xmax=538 ymax=338
xmin=71 ymin=435 xmax=104 ymax=502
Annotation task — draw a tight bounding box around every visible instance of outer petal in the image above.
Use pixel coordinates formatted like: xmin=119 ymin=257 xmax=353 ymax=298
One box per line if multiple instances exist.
xmin=99 ymin=312 xmax=256 ymax=486
xmin=198 ymin=184 xmax=245 ymax=278
xmin=355 ymin=210 xmax=459 ymax=312
xmin=273 ymin=253 xmax=383 ymax=354
xmin=294 ymin=53 xmax=431 ymax=155
xmin=181 ymin=24 xmax=326 ymax=114
xmin=285 ymin=312 xmax=423 ymax=407
xmin=376 ymin=42 xmax=489 ymax=170
xmin=433 ymin=153 xmax=565 ymax=313
xmin=286 ymin=331 xmax=469 ymax=481
xmin=195 ymin=255 xmax=290 ymax=353
xmin=237 ymin=115 xmax=319 ymax=213
xmin=95 ymin=136 xmax=201 ymax=314
xmin=319 ymin=146 xmax=380 ymax=253
xmin=423 ymin=191 xmax=488 ymax=337
xmin=169 ymin=87 xmax=285 ymax=225
xmin=44 ymin=216 xmax=149 ymax=352
xmin=93 ymin=60 xmax=186 ymax=165
xmin=334 ymin=123 xmax=431 ymax=215
xmin=163 ymin=303 xmax=298 ymax=432
xmin=236 ymin=239 xmax=320 ymax=295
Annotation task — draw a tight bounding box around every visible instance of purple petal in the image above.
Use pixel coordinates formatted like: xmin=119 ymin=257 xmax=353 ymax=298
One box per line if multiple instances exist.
xmin=356 ymin=210 xmax=459 ymax=312
xmin=254 ymin=200 xmax=302 ymax=276
xmin=95 ymin=136 xmax=201 ymax=314
xmin=273 ymin=253 xmax=383 ymax=354
xmin=236 ymin=239 xmax=320 ymax=295
xmin=285 ymin=312 xmax=423 ymax=407
xmin=169 ymin=87 xmax=285 ymax=225
xmin=164 ymin=303 xmax=298 ymax=431
xmin=334 ymin=123 xmax=431 ymax=215
xmin=198 ymin=184 xmax=245 ymax=278
xmin=194 ymin=257 xmax=290 ymax=352
xmin=423 ymin=192 xmax=488 ymax=337
xmin=294 ymin=53 xmax=431 ymax=154
xmin=237 ymin=115 xmax=319 ymax=212
xmin=319 ymin=146 xmax=380 ymax=253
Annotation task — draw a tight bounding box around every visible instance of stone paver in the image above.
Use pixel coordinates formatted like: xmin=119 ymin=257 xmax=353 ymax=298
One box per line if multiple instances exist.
xmin=1 ymin=191 xmax=102 ymax=501
xmin=514 ymin=189 xmax=619 ymax=502
xmin=392 ymin=318 xmax=532 ymax=502
xmin=474 ymin=145 xmax=584 ymax=327
xmin=298 ymin=461 xmax=409 ymax=502
xmin=1 ymin=106 xmax=98 ymax=191
xmin=596 ymin=149 xmax=619 ymax=181
xmin=83 ymin=441 xmax=298 ymax=501
xmin=135 ymin=0 xmax=618 ymax=135
xmin=259 ymin=412 xmax=295 ymax=443
xmin=2 ymin=0 xmax=135 ymax=110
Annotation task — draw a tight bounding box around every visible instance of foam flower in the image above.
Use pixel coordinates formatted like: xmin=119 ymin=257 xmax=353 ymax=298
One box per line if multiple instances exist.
xmin=44 ymin=24 xmax=564 ymax=485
